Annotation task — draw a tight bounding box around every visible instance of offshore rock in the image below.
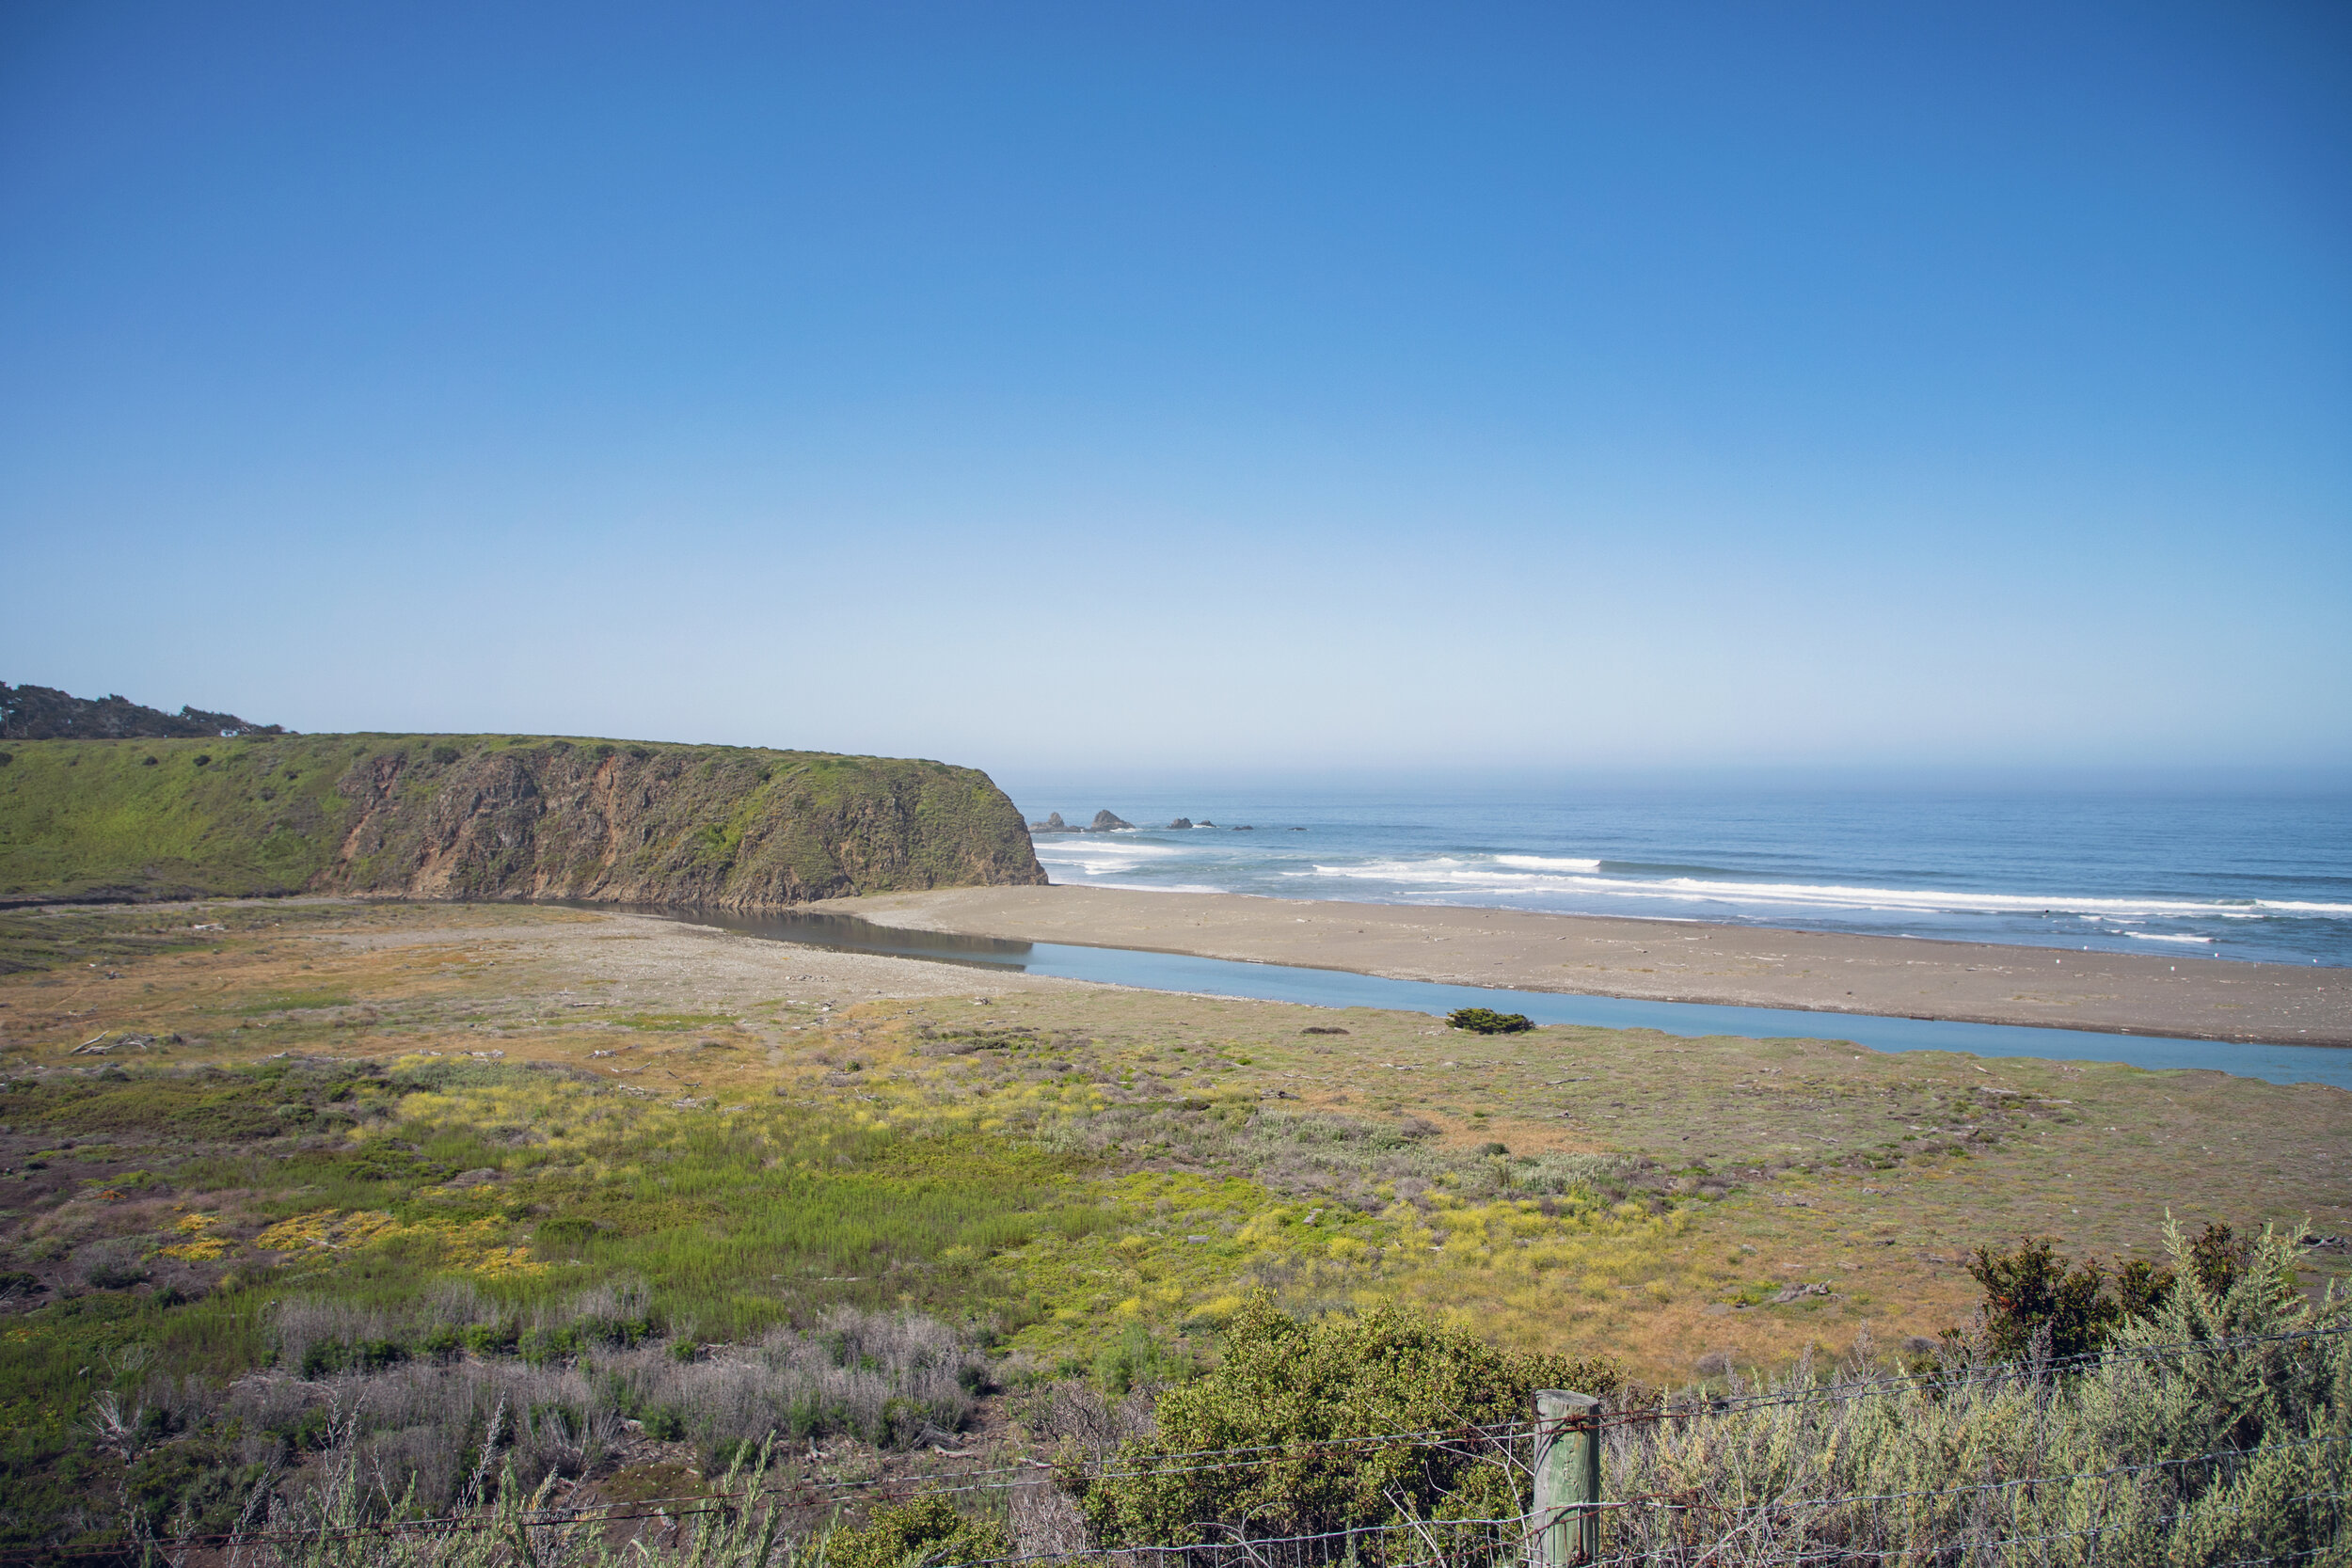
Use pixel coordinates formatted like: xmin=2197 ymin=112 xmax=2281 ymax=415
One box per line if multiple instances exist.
xmin=1168 ymin=817 xmax=1193 ymax=830
xmin=1032 ymin=812 xmax=1069 ymax=831
xmin=1090 ymin=810 xmax=1135 ymax=831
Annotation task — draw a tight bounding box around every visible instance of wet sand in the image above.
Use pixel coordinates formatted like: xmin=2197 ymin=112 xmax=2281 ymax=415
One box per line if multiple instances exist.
xmin=832 ymin=885 xmax=2352 ymax=1048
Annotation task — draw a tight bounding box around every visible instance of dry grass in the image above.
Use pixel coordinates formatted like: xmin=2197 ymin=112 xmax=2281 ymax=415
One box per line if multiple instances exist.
xmin=0 ymin=897 xmax=2344 ymax=1557
xmin=5 ymin=899 xmax=2344 ymax=1377
xmin=212 ymin=1304 xmax=989 ymax=1512
xmin=805 ymin=984 xmax=2351 ymax=1372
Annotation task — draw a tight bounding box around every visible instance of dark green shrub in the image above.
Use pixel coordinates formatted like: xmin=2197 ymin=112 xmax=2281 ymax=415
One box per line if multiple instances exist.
xmin=872 ymin=1394 xmax=927 ymax=1449
xmin=826 ymin=1495 xmax=1012 ymax=1568
xmin=2114 ymin=1257 xmax=2175 ymax=1320
xmin=124 ymin=1438 xmax=258 ymax=1540
xmin=644 ymin=1406 xmax=689 ymax=1442
xmin=1447 ymin=1007 xmax=1533 ymax=1035
xmin=1070 ymin=1294 xmax=1620 ymax=1545
xmin=463 ymin=1322 xmax=517 ymax=1356
xmin=83 ymin=1259 xmax=150 ymax=1291
xmin=352 ymin=1337 xmax=406 ymax=1372
xmin=1967 ymin=1237 xmax=2116 ymax=1361
xmin=430 ymin=744 xmax=461 ymax=765
xmin=2185 ymin=1221 xmax=2252 ymax=1297
xmin=782 ymin=1391 xmax=833 ymax=1438
xmin=1963 ymin=1226 xmax=2245 ymax=1360
xmin=291 ymin=1332 xmax=409 ymax=1379
xmin=271 ymin=1405 xmax=331 ymax=1453
xmin=1094 ymin=1321 xmax=1184 ymax=1397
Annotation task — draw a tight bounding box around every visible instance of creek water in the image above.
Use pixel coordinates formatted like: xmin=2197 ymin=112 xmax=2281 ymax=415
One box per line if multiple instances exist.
xmin=633 ymin=906 xmax=2352 ymax=1090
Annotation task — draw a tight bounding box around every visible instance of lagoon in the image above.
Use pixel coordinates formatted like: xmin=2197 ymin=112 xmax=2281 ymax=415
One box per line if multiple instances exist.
xmin=644 ymin=906 xmax=2352 ymax=1091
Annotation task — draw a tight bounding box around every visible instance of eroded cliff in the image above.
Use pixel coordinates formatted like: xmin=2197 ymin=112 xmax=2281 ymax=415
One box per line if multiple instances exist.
xmin=0 ymin=734 xmax=1043 ymax=907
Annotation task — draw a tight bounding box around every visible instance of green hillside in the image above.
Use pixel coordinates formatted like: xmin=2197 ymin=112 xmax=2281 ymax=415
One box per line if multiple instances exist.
xmin=0 ymin=733 xmax=1043 ymax=906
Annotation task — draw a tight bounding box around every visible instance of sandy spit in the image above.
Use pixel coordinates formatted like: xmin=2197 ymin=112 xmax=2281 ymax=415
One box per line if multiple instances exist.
xmin=828 ymin=885 xmax=2352 ymax=1049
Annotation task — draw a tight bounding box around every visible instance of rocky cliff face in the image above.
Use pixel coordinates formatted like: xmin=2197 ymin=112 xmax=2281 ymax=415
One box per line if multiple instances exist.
xmin=0 ymin=734 xmax=1044 ymax=907
xmin=326 ymin=742 xmax=1043 ymax=905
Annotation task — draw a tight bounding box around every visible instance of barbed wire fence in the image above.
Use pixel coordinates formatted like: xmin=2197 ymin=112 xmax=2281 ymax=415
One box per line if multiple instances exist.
xmin=16 ymin=1323 xmax=2350 ymax=1568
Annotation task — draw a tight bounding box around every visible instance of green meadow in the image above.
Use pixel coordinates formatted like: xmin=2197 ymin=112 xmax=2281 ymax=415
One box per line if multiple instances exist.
xmin=0 ymin=898 xmax=2340 ymax=1556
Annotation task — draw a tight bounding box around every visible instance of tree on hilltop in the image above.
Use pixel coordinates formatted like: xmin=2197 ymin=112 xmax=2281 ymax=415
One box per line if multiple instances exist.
xmin=0 ymin=682 xmax=287 ymax=739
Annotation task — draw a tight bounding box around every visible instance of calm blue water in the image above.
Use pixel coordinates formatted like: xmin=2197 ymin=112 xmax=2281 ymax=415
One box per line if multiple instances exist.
xmin=660 ymin=909 xmax=2352 ymax=1090
xmin=1001 ymin=786 xmax=2352 ymax=968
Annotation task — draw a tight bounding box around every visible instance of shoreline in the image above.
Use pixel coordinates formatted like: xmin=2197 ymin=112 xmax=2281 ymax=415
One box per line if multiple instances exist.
xmin=830 ymin=884 xmax=2352 ymax=1049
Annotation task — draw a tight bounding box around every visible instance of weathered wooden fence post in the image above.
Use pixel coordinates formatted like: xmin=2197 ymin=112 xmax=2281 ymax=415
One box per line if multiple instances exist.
xmin=1528 ymin=1389 xmax=1601 ymax=1567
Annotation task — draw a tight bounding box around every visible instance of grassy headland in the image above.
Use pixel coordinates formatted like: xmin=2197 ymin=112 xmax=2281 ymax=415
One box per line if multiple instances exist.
xmin=0 ymin=735 xmax=1043 ymax=906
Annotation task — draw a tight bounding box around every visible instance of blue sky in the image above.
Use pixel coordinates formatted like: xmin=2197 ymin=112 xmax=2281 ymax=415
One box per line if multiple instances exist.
xmin=2 ymin=2 xmax=2346 ymax=780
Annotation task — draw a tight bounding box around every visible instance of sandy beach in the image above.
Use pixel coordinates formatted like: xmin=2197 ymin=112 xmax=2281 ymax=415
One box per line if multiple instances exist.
xmin=833 ymin=884 xmax=2352 ymax=1048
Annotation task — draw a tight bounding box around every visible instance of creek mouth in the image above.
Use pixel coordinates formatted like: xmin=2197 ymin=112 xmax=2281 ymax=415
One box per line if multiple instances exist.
xmin=584 ymin=903 xmax=2352 ymax=1090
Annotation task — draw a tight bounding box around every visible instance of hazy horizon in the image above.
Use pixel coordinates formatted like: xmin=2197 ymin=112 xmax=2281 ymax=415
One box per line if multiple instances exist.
xmin=8 ymin=688 xmax=2352 ymax=796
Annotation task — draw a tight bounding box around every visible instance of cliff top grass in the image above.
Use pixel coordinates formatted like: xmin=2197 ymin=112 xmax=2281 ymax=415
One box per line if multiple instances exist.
xmin=0 ymin=732 xmax=1035 ymax=905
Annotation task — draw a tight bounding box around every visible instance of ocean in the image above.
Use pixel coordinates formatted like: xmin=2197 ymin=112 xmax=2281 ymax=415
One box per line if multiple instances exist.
xmin=999 ymin=785 xmax=2352 ymax=968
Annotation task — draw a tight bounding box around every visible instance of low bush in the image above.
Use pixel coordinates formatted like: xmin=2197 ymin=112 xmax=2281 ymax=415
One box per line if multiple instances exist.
xmin=1091 ymin=1321 xmax=1186 ymax=1397
xmin=1446 ymin=1007 xmax=1533 ymax=1035
xmin=1964 ymin=1220 xmax=2251 ymax=1361
xmin=826 ymin=1494 xmax=1011 ymax=1568
xmin=1611 ymin=1221 xmax=2345 ymax=1563
xmin=1067 ymin=1294 xmax=1620 ymax=1544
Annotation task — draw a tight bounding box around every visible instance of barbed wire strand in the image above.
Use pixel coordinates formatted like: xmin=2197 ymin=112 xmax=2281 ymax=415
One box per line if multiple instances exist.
xmin=939 ymin=1494 xmax=2352 ymax=1568
xmin=15 ymin=1473 xmax=2345 ymax=1566
xmin=12 ymin=1321 xmax=2344 ymax=1563
xmin=25 ymin=1427 xmax=2342 ymax=1563
xmin=1605 ymin=1428 xmax=2351 ymax=1516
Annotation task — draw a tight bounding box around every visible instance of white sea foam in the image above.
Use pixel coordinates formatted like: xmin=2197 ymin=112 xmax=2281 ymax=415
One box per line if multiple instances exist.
xmin=1494 ymin=854 xmax=1604 ymax=872
xmin=1292 ymin=857 xmax=2352 ymax=923
xmin=1034 ymin=837 xmax=1192 ymax=877
xmin=2126 ymin=931 xmax=2217 ymax=944
xmin=1313 ymin=858 xmax=1471 ymax=877
xmin=1036 ymin=838 xmax=1184 ymax=861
